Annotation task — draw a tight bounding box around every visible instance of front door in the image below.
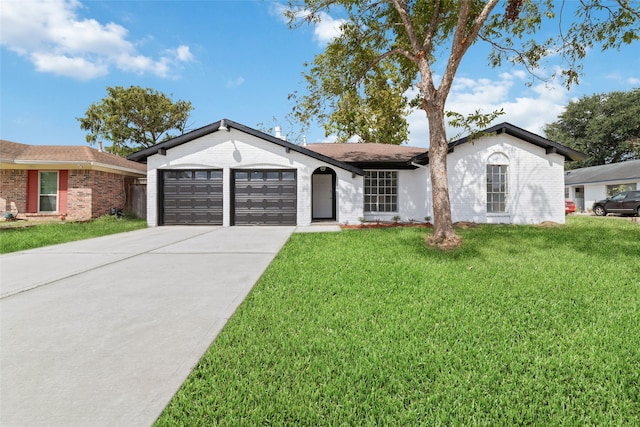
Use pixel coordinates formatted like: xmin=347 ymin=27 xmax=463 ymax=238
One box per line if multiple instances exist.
xmin=312 ymin=173 xmax=334 ymax=219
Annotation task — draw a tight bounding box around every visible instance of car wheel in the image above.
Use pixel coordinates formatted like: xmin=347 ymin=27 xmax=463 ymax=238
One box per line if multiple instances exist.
xmin=637 ymin=206 xmax=640 ymax=217
xmin=593 ymin=205 xmax=606 ymax=216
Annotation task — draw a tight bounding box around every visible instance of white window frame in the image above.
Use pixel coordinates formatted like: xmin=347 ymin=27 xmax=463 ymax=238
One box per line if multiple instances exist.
xmin=606 ymin=183 xmax=637 ymax=197
xmin=39 ymin=171 xmax=59 ymax=213
xmin=486 ymin=157 xmax=509 ymax=215
xmin=364 ymin=170 xmax=398 ymax=213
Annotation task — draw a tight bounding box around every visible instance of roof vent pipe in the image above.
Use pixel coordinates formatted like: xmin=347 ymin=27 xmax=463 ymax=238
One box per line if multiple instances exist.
xmin=98 ymin=141 xmax=103 ymax=152
xmin=275 ymin=126 xmax=282 ymax=140
xmin=219 ymin=119 xmax=229 ymax=132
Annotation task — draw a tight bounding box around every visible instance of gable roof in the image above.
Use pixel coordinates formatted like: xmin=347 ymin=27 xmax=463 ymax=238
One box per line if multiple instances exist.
xmin=305 ymin=143 xmax=427 ymax=168
xmin=126 ymin=119 xmax=364 ymax=175
xmin=0 ymin=140 xmax=147 ymax=175
xmin=564 ymin=159 xmax=640 ymax=185
xmin=413 ymin=122 xmax=587 ymax=164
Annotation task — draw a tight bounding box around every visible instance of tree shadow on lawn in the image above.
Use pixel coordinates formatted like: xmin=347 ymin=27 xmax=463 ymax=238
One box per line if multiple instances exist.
xmin=406 ymin=219 xmax=640 ymax=263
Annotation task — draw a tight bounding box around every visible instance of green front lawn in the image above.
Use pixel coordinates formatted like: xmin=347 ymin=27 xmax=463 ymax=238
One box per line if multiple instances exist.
xmin=0 ymin=215 xmax=147 ymax=254
xmin=156 ymin=216 xmax=640 ymax=425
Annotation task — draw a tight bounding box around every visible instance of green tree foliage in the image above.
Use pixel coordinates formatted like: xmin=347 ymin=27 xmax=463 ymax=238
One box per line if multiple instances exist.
xmin=286 ymin=0 xmax=639 ymax=248
xmin=544 ymin=88 xmax=640 ymax=169
xmin=77 ymin=86 xmax=193 ymax=157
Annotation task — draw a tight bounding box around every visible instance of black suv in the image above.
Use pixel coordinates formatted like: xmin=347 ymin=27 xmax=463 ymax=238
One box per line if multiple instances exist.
xmin=593 ymin=190 xmax=640 ymax=216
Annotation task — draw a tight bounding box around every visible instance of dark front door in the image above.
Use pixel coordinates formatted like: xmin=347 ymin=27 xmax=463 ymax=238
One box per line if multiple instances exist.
xmin=161 ymin=170 xmax=223 ymax=225
xmin=312 ymin=168 xmax=336 ymax=220
xmin=232 ymin=170 xmax=297 ymax=225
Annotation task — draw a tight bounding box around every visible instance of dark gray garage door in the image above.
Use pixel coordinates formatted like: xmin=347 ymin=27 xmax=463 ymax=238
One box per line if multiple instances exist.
xmin=232 ymin=170 xmax=297 ymax=225
xmin=161 ymin=170 xmax=223 ymax=225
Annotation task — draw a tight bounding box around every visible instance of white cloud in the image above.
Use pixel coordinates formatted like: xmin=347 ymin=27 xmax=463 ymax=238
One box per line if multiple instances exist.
xmin=269 ymin=2 xmax=290 ymax=23
xmin=270 ymin=2 xmax=344 ymax=45
xmin=0 ymin=0 xmax=193 ymax=80
xmin=226 ymin=76 xmax=246 ymax=88
xmin=313 ymin=12 xmax=346 ymax=44
xmin=406 ymin=72 xmax=571 ymax=147
xmin=173 ymin=45 xmax=193 ymax=62
xmin=31 ymin=52 xmax=108 ymax=79
xmin=605 ymin=72 xmax=640 ymax=88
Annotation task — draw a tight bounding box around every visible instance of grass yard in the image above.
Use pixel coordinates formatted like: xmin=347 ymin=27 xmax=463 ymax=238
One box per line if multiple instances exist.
xmin=157 ymin=216 xmax=639 ymax=425
xmin=0 ymin=216 xmax=147 ymax=254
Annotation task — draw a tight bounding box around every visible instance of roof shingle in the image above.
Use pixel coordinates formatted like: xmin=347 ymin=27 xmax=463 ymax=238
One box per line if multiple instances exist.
xmin=565 ymin=159 xmax=640 ymax=185
xmin=305 ymin=143 xmax=427 ymax=163
xmin=0 ymin=140 xmax=146 ymax=173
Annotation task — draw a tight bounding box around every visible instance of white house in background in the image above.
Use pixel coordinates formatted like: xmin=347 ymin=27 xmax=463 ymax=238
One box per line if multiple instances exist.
xmin=564 ymin=159 xmax=640 ymax=212
xmin=127 ymin=119 xmax=585 ymax=227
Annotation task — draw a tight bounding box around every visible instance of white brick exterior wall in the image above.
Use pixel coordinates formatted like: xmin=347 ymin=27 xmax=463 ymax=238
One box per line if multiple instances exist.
xmin=429 ymin=133 xmax=566 ymax=224
xmin=145 ymin=128 xmax=565 ymax=227
xmin=363 ymin=168 xmax=430 ymax=223
xmin=146 ymin=129 xmax=363 ymax=226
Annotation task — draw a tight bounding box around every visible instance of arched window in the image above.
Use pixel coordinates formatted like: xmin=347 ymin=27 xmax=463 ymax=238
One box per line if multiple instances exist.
xmin=486 ymin=153 xmax=509 ymax=214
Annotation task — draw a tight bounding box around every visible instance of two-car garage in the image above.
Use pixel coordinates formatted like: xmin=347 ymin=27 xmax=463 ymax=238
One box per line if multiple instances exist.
xmin=160 ymin=169 xmax=297 ymax=226
xmin=126 ymin=119 xmax=364 ymax=228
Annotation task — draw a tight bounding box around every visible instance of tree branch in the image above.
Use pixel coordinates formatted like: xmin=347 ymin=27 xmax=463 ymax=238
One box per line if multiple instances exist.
xmin=350 ymin=48 xmax=414 ymax=87
xmin=388 ymin=0 xmax=422 ymax=52
xmin=439 ymin=0 xmax=500 ymax=98
xmin=616 ymin=0 xmax=640 ymax=20
xmin=422 ymin=0 xmax=442 ymax=54
xmin=477 ymin=33 xmax=548 ymax=82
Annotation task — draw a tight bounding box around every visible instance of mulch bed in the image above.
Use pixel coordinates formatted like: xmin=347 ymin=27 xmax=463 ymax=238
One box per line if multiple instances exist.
xmin=341 ymin=222 xmax=433 ymax=229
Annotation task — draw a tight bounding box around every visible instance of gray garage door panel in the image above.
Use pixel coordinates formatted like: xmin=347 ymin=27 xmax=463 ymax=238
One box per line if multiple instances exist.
xmin=162 ymin=170 xmax=223 ymax=225
xmin=233 ymin=170 xmax=297 ymax=225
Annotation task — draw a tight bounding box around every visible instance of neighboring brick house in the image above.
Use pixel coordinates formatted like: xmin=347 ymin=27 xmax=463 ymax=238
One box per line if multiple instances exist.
xmin=1 ymin=140 xmax=146 ymax=221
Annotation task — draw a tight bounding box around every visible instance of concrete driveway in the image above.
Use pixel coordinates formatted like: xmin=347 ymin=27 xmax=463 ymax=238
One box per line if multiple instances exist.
xmin=0 ymin=226 xmax=294 ymax=426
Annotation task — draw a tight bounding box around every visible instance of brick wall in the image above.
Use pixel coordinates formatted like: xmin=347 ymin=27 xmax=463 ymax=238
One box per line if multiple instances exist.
xmin=0 ymin=169 xmax=27 ymax=214
xmin=443 ymin=133 xmax=566 ymax=224
xmin=67 ymin=170 xmax=134 ymax=220
xmin=67 ymin=170 xmax=93 ymax=220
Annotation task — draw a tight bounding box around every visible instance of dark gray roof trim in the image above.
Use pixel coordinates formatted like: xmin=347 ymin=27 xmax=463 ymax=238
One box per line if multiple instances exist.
xmin=127 ymin=119 xmax=364 ymax=175
xmin=565 ymin=159 xmax=640 ymax=185
xmin=412 ymin=122 xmax=587 ymax=164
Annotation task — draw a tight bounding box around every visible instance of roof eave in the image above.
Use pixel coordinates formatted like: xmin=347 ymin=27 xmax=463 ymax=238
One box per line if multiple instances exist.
xmin=127 ymin=119 xmax=364 ymax=176
xmin=347 ymin=160 xmax=419 ymax=169
xmin=483 ymin=123 xmax=587 ymax=161
xmin=5 ymin=160 xmax=145 ymax=175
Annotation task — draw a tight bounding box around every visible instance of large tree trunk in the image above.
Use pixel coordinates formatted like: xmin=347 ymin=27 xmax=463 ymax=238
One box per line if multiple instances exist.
xmin=424 ymin=104 xmax=462 ymax=250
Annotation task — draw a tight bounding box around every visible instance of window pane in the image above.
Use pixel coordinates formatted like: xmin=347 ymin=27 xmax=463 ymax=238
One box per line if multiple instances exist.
xmin=40 ymin=172 xmax=58 ymax=194
xmin=195 ymin=171 xmax=208 ymax=180
xmin=40 ymin=195 xmax=56 ymax=212
xmin=282 ymin=171 xmax=295 ymax=180
xmin=606 ymin=183 xmax=637 ymax=196
xmin=486 ymin=164 xmax=508 ymax=213
xmin=364 ymin=170 xmax=398 ymax=213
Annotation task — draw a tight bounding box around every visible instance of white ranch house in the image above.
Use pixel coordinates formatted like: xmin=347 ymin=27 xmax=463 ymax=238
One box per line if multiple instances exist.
xmin=127 ymin=119 xmax=585 ymax=227
xmin=565 ymin=159 xmax=640 ymax=212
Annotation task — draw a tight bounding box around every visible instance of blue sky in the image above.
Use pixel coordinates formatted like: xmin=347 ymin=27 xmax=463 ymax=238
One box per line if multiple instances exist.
xmin=1 ymin=0 xmax=639 ymax=149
